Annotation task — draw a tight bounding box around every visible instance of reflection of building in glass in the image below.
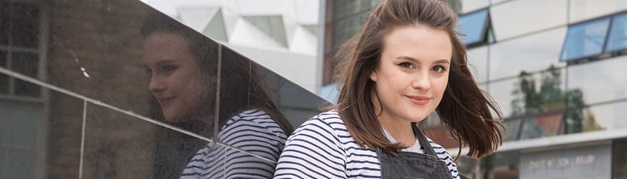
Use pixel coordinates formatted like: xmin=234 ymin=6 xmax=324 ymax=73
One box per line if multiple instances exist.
xmin=321 ymin=0 xmax=627 ymax=178
xmin=143 ymin=0 xmax=325 ymax=95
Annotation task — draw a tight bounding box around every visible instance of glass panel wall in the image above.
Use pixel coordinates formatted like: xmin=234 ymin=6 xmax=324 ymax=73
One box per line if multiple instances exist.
xmin=567 ymin=55 xmax=627 ymax=105
xmin=0 ymin=0 xmax=328 ymax=178
xmin=560 ymin=18 xmax=611 ymax=61
xmin=490 ymin=27 xmax=566 ymax=80
xmin=467 ymin=46 xmax=488 ymax=82
xmin=569 ymin=0 xmax=627 ymax=23
xmin=459 ymin=0 xmax=489 ymax=14
xmin=490 ymin=0 xmax=567 ymax=40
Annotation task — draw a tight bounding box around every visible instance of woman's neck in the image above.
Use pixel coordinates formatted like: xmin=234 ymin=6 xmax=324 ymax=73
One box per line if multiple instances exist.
xmin=377 ymin=112 xmax=416 ymax=147
xmin=372 ymin=93 xmax=416 ymax=147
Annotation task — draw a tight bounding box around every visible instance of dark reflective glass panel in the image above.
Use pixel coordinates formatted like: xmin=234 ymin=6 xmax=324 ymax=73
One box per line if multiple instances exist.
xmin=606 ymin=12 xmax=627 ymax=52
xmin=11 ymin=52 xmax=40 ymax=97
xmin=83 ymin=102 xmax=188 ymax=179
xmin=12 ymin=2 xmax=39 ymax=48
xmin=0 ymin=51 xmax=7 ymax=94
xmin=0 ymin=1 xmax=8 ymax=45
xmin=457 ymin=9 xmax=488 ymax=45
xmin=0 ymin=0 xmax=330 ymax=178
xmin=212 ymin=46 xmax=290 ymax=178
xmin=560 ymin=18 xmax=610 ymax=61
xmin=252 ymin=61 xmax=325 ymax=128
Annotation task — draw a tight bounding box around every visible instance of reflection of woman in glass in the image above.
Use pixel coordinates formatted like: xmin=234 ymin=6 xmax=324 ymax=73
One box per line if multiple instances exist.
xmin=275 ymin=0 xmax=503 ymax=178
xmin=141 ymin=12 xmax=293 ymax=178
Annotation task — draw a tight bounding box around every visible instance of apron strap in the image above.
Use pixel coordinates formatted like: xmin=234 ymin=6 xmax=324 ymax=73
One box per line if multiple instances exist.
xmin=412 ymin=125 xmax=438 ymax=157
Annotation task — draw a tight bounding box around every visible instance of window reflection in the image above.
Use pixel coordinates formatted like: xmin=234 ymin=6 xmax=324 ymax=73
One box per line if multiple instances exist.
xmin=459 ymin=0 xmax=489 ymax=14
xmin=503 ymin=118 xmax=522 ymax=141
xmin=519 ymin=111 xmax=563 ymax=140
xmin=560 ymin=18 xmax=610 ymax=61
xmin=490 ymin=0 xmax=567 ymax=41
xmin=569 ymin=101 xmax=627 ymax=132
xmin=606 ymin=12 xmax=627 ymax=52
xmin=457 ymin=9 xmax=489 ymax=46
xmin=567 ymin=56 xmax=627 ymax=105
xmin=490 ymin=66 xmax=566 ymax=119
xmin=569 ymin=0 xmax=627 ymax=23
xmin=141 ymin=12 xmax=292 ymax=178
xmin=490 ymin=27 xmax=566 ymax=80
xmin=466 ymin=46 xmax=488 ymax=82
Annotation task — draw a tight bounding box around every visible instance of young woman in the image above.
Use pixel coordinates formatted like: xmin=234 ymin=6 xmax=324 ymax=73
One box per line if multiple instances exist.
xmin=141 ymin=12 xmax=293 ymax=178
xmin=274 ymin=0 xmax=503 ymax=178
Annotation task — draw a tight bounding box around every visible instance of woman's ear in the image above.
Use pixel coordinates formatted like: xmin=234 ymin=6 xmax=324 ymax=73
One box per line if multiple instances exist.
xmin=369 ymin=70 xmax=377 ymax=82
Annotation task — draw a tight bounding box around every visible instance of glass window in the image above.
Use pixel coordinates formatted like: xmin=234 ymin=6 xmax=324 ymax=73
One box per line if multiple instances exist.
xmin=606 ymin=13 xmax=627 ymax=52
xmin=488 ymin=67 xmax=566 ymax=119
xmin=490 ymin=27 xmax=566 ymax=80
xmin=490 ymin=0 xmax=567 ymax=41
xmin=570 ymin=0 xmax=627 ymax=23
xmin=0 ymin=51 xmax=7 ymax=94
xmin=11 ymin=52 xmax=40 ymax=97
xmin=567 ymin=55 xmax=627 ymax=105
xmin=457 ymin=9 xmax=488 ymax=46
xmin=459 ymin=0 xmax=489 ymax=14
xmin=466 ymin=46 xmax=488 ymax=82
xmin=503 ymin=118 xmax=522 ymax=141
xmin=12 ymin=3 xmax=39 ymax=48
xmin=519 ymin=111 xmax=563 ymax=140
xmin=565 ymin=101 xmax=627 ymax=134
xmin=0 ymin=2 xmax=8 ymax=45
xmin=560 ymin=18 xmax=611 ymax=61
xmin=491 ymin=0 xmax=513 ymax=4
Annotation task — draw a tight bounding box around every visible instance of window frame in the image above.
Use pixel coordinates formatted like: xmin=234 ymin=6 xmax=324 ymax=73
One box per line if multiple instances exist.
xmin=560 ymin=10 xmax=627 ymax=63
xmin=457 ymin=8 xmax=492 ymax=48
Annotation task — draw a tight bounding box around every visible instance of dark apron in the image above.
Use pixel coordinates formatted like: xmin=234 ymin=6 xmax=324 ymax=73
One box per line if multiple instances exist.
xmin=376 ymin=126 xmax=453 ymax=179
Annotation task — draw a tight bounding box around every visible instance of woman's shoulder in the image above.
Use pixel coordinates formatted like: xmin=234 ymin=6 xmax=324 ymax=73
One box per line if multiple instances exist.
xmin=219 ymin=109 xmax=287 ymax=140
xmin=298 ymin=109 xmax=348 ymax=133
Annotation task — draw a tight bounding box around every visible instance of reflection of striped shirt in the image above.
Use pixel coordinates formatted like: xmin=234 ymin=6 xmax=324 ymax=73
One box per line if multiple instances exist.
xmin=181 ymin=109 xmax=288 ymax=179
xmin=274 ymin=110 xmax=460 ymax=179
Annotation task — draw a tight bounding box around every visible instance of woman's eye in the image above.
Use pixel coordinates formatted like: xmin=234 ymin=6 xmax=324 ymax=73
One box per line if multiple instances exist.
xmin=399 ymin=62 xmax=415 ymax=69
xmin=160 ymin=65 xmax=178 ymax=72
xmin=432 ymin=65 xmax=446 ymax=73
xmin=144 ymin=68 xmax=153 ymax=77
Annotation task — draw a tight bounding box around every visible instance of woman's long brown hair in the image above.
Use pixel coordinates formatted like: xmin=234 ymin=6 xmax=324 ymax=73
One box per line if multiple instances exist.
xmin=334 ymin=0 xmax=503 ymax=158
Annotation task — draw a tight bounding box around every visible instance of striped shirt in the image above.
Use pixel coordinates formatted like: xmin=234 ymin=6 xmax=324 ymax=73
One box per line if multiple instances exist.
xmin=274 ymin=110 xmax=460 ymax=179
xmin=181 ymin=109 xmax=288 ymax=179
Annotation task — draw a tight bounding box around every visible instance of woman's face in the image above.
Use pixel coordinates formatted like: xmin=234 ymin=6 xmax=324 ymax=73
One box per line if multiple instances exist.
xmin=143 ymin=32 xmax=215 ymax=122
xmin=370 ymin=25 xmax=452 ymax=124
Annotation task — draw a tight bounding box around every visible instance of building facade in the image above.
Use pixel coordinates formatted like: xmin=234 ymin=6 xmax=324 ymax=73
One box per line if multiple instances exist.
xmin=323 ymin=0 xmax=627 ymax=178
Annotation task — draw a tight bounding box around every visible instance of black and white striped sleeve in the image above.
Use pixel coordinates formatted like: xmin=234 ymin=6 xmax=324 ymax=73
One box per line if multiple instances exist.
xmin=181 ymin=109 xmax=286 ymax=179
xmin=274 ymin=117 xmax=347 ymax=179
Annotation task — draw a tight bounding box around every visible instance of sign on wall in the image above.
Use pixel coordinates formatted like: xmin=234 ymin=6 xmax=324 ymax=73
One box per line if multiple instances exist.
xmin=519 ymin=144 xmax=612 ymax=179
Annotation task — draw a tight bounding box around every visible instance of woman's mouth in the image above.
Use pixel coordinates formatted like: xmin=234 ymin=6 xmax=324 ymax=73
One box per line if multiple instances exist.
xmin=406 ymin=95 xmax=430 ymax=105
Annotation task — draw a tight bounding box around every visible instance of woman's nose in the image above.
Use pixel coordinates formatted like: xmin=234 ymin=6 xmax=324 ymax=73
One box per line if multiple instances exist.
xmin=148 ymin=77 xmax=166 ymax=94
xmin=411 ymin=71 xmax=431 ymax=90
